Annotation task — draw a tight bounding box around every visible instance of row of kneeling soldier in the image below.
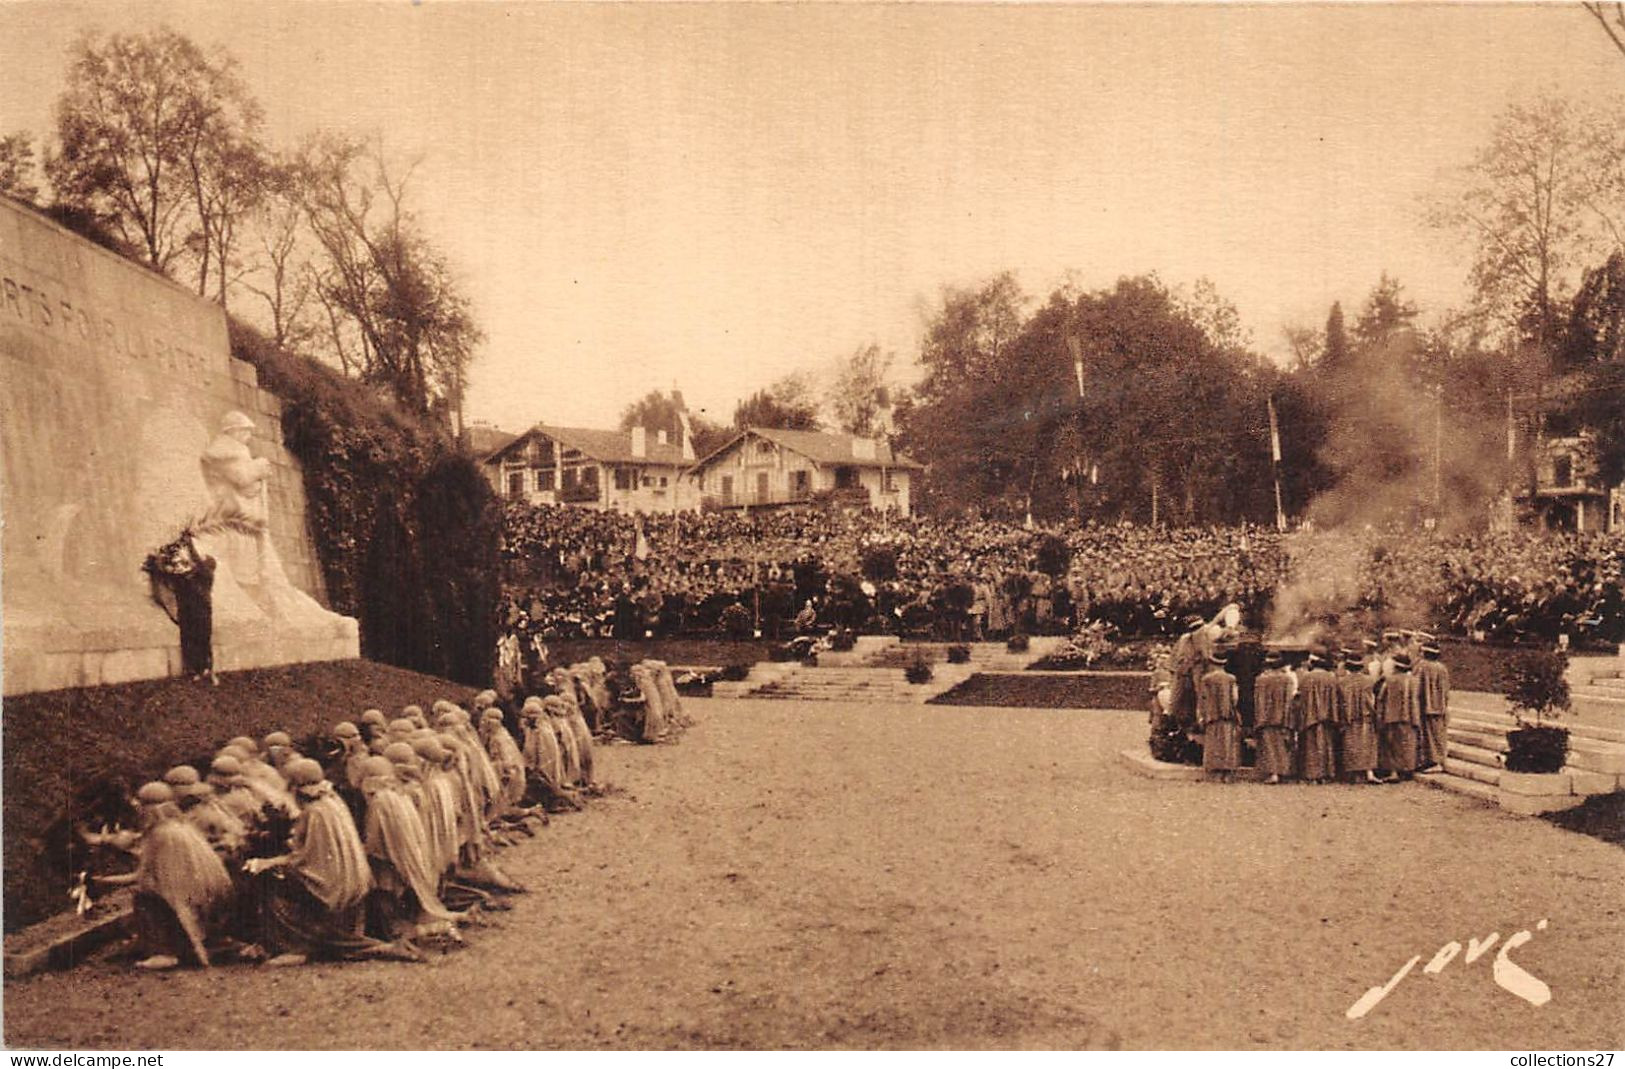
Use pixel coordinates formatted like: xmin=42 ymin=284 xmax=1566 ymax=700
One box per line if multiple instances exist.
xmin=81 ymin=663 xmax=690 ymax=971
xmin=1192 ymin=634 xmax=1451 ymax=784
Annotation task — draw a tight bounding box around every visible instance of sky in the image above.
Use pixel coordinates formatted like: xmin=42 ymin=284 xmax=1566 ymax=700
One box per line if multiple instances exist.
xmin=3 ymin=1 xmax=1623 ymax=433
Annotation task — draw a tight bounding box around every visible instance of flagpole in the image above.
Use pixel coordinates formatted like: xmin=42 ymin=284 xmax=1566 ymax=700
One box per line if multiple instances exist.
xmin=1268 ymin=395 xmax=1286 ymax=532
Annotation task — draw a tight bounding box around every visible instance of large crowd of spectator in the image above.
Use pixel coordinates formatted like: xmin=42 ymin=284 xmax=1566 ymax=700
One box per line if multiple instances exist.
xmin=500 ymin=503 xmax=1625 ymax=647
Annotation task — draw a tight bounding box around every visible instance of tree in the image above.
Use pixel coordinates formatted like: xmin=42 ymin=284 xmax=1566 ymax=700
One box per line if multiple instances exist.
xmin=619 ymin=389 xmax=684 ymax=433
xmin=617 ymin=388 xmax=727 ymax=455
xmin=1323 ymin=301 xmax=1350 ymax=371
xmin=0 ymin=133 xmax=40 ymax=202
xmin=1353 ymin=273 xmax=1420 ymax=352
xmin=297 ymin=135 xmax=481 ymax=416
xmin=1426 ymin=95 xmax=1595 ymax=350
xmin=237 ymin=157 xmax=316 ymax=350
xmin=1558 ymin=252 xmax=1625 ymax=484
xmin=1282 ymin=323 xmax=1322 ymax=371
xmin=1583 ymin=2 xmax=1625 ymax=60
xmin=1180 ymin=277 xmax=1254 ymax=358
xmin=903 ymin=273 xmax=1279 ymax=524
xmin=47 ymin=28 xmax=264 ymax=281
xmin=917 ymin=271 xmax=1027 ymax=404
xmin=732 ymin=372 xmax=821 ymax=430
xmin=179 ymin=85 xmax=267 ymax=306
xmin=827 ymin=342 xmax=895 ymax=435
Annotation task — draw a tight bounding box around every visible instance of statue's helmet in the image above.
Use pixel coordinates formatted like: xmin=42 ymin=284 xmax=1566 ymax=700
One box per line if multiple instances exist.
xmin=220 ymin=410 xmax=256 ymax=434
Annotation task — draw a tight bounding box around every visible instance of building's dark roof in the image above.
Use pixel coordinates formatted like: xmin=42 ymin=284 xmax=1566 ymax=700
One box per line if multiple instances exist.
xmin=465 ymin=424 xmax=518 ymax=457
xmin=484 ymin=424 xmax=689 ymax=467
xmin=691 ymin=427 xmax=922 ymax=471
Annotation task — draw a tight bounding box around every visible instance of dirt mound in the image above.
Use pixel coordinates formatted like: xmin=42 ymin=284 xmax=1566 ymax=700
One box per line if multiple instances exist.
xmin=2 ymin=659 xmax=477 ymax=932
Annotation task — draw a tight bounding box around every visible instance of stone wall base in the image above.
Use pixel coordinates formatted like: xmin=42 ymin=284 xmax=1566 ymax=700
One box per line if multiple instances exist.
xmin=3 ymin=617 xmax=359 ymax=694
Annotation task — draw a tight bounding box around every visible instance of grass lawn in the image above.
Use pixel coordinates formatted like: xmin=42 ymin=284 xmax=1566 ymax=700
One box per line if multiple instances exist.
xmin=931 ymin=672 xmax=1152 ymax=710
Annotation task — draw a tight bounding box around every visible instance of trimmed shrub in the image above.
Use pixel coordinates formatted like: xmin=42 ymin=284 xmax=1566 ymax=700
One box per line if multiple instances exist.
xmin=946 ymin=644 xmax=971 ymax=664
xmin=719 ymin=602 xmax=754 ymax=639
xmin=1007 ymin=632 xmax=1030 ymax=653
xmin=1506 ymin=724 xmax=1570 ymax=773
xmin=905 ymin=655 xmax=934 ymax=685
xmin=831 ymin=628 xmax=857 ymax=652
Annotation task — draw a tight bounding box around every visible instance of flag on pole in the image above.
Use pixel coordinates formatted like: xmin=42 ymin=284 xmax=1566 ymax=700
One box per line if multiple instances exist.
xmin=1267 ymin=395 xmax=1282 ymax=463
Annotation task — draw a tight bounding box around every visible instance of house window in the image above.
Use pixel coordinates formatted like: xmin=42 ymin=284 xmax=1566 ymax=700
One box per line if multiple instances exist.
xmin=508 ymin=471 xmax=525 ymax=497
xmin=757 ymin=472 xmax=769 ymax=501
xmin=614 ymin=468 xmax=633 ymax=491
xmin=1554 ymin=455 xmax=1573 ymax=487
xmin=721 ymin=475 xmax=734 ymax=503
xmin=882 ymin=469 xmax=897 ymax=493
xmin=790 ymin=470 xmax=810 ymax=496
xmin=659 ymin=476 xmax=668 ymax=488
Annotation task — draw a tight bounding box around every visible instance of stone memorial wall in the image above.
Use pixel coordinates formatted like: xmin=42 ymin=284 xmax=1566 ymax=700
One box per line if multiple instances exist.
xmin=1 ymin=196 xmax=358 ymax=695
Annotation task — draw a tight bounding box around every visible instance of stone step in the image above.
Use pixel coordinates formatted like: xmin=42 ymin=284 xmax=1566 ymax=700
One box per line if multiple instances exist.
xmin=1448 ymin=725 xmax=1509 ymax=753
xmin=1442 ymin=756 xmax=1501 ymax=785
xmin=1416 ymin=770 xmax=1498 ymax=805
xmin=1447 ymin=740 xmax=1505 ymax=771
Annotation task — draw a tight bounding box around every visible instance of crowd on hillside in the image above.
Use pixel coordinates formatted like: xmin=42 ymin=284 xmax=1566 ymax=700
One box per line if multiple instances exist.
xmin=501 ymin=503 xmax=1625 ymax=646
xmin=78 ymin=662 xmax=688 ymax=970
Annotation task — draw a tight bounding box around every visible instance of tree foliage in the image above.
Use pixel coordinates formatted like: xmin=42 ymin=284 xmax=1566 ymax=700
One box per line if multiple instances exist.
xmin=47 ymin=27 xmax=265 ymax=293
xmin=733 ymin=373 xmax=821 ymax=430
xmin=0 ymin=132 xmax=40 ymax=202
xmin=903 ymin=273 xmax=1286 ymax=524
xmin=295 ymin=135 xmax=480 ymax=416
xmin=827 ymin=342 xmax=896 ymax=435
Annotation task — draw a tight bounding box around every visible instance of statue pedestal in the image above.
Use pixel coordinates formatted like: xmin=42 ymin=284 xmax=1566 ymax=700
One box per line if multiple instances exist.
xmin=2 ymin=583 xmax=359 ymax=694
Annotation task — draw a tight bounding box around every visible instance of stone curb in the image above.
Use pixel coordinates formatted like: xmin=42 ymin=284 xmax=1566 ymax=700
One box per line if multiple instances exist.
xmin=1117 ymin=748 xmax=1203 ymax=781
xmin=3 ymin=891 xmax=133 ymax=980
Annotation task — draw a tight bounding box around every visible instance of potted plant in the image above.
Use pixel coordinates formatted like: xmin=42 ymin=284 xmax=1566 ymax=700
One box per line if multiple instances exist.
xmin=1500 ymin=648 xmax=1571 ymax=774
xmin=718 ymin=602 xmax=753 ymax=640
xmin=905 ymin=653 xmax=934 ymax=685
xmin=830 ymin=628 xmax=857 ymax=652
xmin=1006 ymin=632 xmax=1030 ymax=653
xmin=946 ymin=644 xmax=971 ymax=664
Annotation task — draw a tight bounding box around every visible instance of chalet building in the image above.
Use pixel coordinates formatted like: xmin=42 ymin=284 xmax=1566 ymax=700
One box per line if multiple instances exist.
xmin=687 ymin=427 xmax=922 ymax=515
xmin=484 ymin=422 xmax=698 ymax=512
xmin=1519 ymin=434 xmax=1623 ymax=533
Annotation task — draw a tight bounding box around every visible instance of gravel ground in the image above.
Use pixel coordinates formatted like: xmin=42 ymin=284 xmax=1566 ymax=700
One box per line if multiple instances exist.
xmin=5 ymin=699 xmax=1622 ymax=1050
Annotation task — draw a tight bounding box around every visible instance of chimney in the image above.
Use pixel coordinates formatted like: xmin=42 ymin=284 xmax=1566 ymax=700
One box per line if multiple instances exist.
xmin=631 ymin=426 xmax=646 ymax=457
xmin=852 ymin=436 xmax=877 ymax=460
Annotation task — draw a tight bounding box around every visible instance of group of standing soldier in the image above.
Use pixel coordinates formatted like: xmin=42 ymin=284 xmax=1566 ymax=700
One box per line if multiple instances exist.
xmin=1158 ymin=617 xmax=1452 ymax=784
